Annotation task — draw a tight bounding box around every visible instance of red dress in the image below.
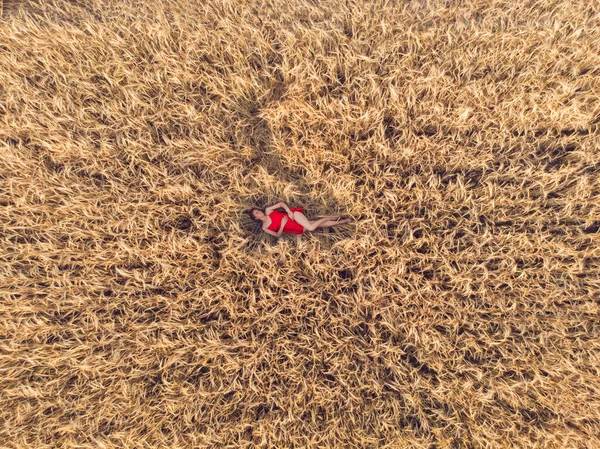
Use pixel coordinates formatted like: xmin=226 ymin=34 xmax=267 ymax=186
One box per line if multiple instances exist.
xmin=268 ymin=207 xmax=304 ymax=234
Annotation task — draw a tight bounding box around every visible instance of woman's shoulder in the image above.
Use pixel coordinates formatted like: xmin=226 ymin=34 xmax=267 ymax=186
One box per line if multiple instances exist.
xmin=262 ymin=213 xmax=275 ymax=229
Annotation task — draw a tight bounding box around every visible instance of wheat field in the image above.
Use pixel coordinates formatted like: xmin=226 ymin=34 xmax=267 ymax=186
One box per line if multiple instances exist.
xmin=1 ymin=0 xmax=599 ymax=447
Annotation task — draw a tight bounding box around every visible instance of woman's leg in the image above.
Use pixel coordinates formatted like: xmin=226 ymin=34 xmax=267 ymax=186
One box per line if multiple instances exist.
xmin=316 ymin=215 xmax=339 ymax=220
xmin=318 ymin=219 xmax=351 ymax=229
xmin=292 ymin=212 xmax=337 ymax=231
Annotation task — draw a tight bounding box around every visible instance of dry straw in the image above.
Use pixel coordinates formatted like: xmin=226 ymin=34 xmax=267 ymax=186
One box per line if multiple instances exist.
xmin=1 ymin=0 xmax=600 ymax=447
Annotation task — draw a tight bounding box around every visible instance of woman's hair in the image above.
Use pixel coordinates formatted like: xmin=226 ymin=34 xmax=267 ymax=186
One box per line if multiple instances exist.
xmin=246 ymin=208 xmax=262 ymax=222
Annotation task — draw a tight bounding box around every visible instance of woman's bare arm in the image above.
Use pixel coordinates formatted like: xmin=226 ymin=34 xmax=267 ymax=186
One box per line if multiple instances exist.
xmin=265 ymin=201 xmax=290 ymax=215
xmin=263 ymin=217 xmax=288 ymax=237
xmin=275 ymin=216 xmax=288 ymax=237
xmin=262 ymin=216 xmax=288 ymax=238
xmin=262 ymin=227 xmax=278 ymax=237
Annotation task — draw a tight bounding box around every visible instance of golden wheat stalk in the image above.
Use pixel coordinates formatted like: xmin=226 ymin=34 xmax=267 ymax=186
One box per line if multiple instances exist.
xmin=0 ymin=0 xmax=599 ymax=447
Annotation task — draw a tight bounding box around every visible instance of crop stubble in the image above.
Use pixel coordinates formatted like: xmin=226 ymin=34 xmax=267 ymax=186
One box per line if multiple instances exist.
xmin=1 ymin=0 xmax=599 ymax=447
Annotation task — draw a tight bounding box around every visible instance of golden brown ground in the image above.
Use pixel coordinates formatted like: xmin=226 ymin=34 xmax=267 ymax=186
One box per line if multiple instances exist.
xmin=1 ymin=0 xmax=599 ymax=447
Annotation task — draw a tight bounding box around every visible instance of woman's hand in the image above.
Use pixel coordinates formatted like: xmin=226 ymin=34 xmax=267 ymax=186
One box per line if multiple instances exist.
xmin=286 ymin=209 xmax=294 ymax=220
xmin=277 ymin=216 xmax=288 ymax=237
